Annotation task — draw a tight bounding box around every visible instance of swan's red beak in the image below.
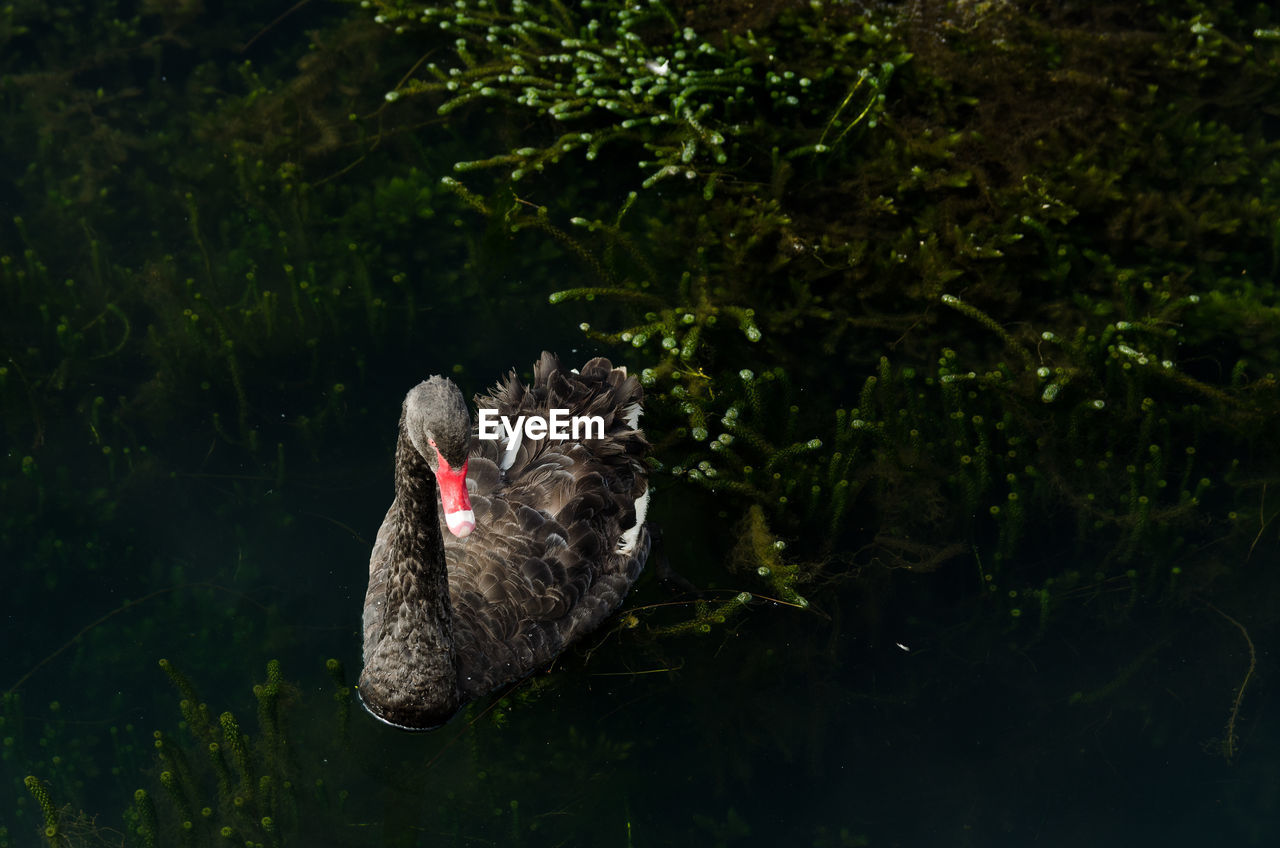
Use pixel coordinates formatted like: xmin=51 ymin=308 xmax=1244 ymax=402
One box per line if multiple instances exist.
xmin=434 ymin=453 xmax=475 ymax=538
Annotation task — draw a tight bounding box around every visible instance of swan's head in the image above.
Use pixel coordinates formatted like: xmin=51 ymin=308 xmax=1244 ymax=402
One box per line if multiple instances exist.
xmin=404 ymin=376 xmax=475 ymax=538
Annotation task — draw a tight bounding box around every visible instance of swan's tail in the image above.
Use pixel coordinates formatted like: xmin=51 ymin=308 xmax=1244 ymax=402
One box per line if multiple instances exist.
xmin=481 ymin=351 xmax=646 ymax=443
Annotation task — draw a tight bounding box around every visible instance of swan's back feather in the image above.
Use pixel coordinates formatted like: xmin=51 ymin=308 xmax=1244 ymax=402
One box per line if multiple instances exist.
xmin=443 ymin=353 xmax=649 ymax=698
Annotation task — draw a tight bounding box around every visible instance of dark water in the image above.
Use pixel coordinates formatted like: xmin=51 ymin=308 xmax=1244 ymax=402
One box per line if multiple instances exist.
xmin=3 ymin=2 xmax=1279 ymax=847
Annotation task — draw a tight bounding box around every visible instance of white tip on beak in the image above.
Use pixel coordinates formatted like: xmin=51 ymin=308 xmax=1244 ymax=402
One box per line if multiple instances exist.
xmin=445 ymin=509 xmax=476 ymax=538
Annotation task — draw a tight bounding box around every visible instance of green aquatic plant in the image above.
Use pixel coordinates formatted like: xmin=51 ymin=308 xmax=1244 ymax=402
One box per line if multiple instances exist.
xmin=552 ymin=266 xmax=762 ymax=436
xmin=545 ymin=250 xmax=1271 ymax=632
xmin=4 ymin=688 xmax=138 ymax=847
xmin=22 ymin=775 xmax=59 ymax=846
xmin=118 ymin=658 xmax=355 ymax=848
xmin=418 ymin=0 xmax=1280 ymax=637
xmin=531 ymin=3 xmax=1280 ymax=625
xmin=364 ymin=0 xmax=903 ymax=190
xmin=1209 ymin=604 xmax=1257 ymax=763
xmin=6 ymin=656 xmax=358 ymax=847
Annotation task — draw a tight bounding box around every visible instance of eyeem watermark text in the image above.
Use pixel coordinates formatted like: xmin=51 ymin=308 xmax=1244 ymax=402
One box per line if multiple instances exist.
xmin=477 ymin=408 xmax=604 ymax=443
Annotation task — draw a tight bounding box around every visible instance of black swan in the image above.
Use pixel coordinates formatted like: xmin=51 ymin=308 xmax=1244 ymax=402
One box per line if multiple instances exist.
xmin=359 ymin=352 xmax=651 ymax=730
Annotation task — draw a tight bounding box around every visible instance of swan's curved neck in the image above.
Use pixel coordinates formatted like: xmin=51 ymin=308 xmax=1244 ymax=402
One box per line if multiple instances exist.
xmin=387 ymin=426 xmax=455 ymax=618
xmin=362 ymin=422 xmax=460 ymax=728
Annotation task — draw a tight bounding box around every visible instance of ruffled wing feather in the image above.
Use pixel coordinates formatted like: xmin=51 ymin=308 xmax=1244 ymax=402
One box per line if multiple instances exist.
xmin=442 ymin=353 xmax=649 ymax=698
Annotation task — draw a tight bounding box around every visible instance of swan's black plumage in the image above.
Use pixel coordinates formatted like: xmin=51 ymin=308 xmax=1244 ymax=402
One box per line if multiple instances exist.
xmin=360 ymin=353 xmax=649 ymax=730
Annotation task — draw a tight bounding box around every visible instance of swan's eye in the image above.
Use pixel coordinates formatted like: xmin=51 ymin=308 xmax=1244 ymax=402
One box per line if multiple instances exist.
xmin=428 ymin=438 xmax=437 ymax=448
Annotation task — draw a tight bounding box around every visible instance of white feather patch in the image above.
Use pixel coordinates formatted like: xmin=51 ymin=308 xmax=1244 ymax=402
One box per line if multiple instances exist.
xmin=500 ymin=427 xmax=522 ymax=471
xmin=622 ymin=401 xmax=642 ymax=430
xmin=617 ymin=487 xmax=650 ymax=555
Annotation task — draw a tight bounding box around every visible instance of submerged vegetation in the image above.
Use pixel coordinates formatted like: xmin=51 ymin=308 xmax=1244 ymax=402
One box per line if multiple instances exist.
xmin=3 ymin=0 xmax=1280 ymax=843
xmin=371 ymin=0 xmax=1280 ymax=625
xmin=13 ymin=658 xmax=355 ymax=848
